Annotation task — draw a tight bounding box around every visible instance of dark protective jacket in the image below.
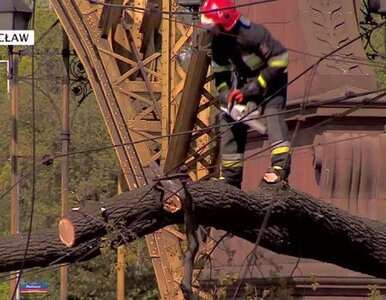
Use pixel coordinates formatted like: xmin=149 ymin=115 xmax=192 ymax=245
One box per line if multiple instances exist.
xmin=211 ymin=17 xmax=289 ymax=93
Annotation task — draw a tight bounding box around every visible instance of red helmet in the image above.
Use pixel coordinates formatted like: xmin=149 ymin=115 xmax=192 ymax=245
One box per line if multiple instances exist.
xmin=200 ymin=0 xmax=241 ymax=31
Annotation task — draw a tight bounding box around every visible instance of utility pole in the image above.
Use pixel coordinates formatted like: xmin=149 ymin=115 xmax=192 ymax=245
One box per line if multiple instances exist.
xmin=9 ymin=45 xmax=20 ymax=300
xmin=60 ymin=28 xmax=70 ymax=300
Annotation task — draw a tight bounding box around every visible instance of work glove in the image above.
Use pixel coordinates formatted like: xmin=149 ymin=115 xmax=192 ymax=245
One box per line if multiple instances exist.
xmin=228 ymin=89 xmax=245 ymax=105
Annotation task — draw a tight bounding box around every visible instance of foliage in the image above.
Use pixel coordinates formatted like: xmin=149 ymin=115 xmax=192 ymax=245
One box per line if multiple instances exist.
xmin=66 ymin=241 xmax=158 ymax=300
xmin=0 ymin=282 xmax=9 ymax=299
xmin=361 ymin=14 xmax=386 ymax=88
xmin=368 ymin=285 xmax=383 ymax=300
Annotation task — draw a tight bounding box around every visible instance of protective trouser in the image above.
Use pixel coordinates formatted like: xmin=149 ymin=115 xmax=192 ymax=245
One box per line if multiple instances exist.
xmin=219 ymin=73 xmax=291 ymax=188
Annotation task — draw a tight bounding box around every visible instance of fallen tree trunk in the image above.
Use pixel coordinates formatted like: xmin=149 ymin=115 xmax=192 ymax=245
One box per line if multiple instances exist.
xmin=1 ymin=181 xmax=386 ymax=279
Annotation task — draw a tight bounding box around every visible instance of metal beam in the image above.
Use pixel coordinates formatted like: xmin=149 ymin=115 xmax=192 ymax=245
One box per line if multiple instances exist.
xmin=52 ymin=1 xmax=218 ymax=299
xmin=98 ymin=0 xmax=123 ymax=39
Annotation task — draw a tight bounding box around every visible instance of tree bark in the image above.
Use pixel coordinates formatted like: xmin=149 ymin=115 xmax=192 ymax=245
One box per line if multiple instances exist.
xmin=1 ymin=181 xmax=386 ymax=280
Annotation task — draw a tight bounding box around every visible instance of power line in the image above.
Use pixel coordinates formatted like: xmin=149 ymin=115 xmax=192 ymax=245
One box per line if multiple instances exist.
xmin=0 ymin=87 xmax=384 ymax=203
xmin=156 ymin=7 xmax=386 ymax=70
xmin=0 ymin=129 xmax=382 ymax=287
xmin=21 ymin=20 xmax=60 ymax=55
xmin=7 ymin=5 xmax=385 ymax=89
xmin=83 ymin=0 xmax=386 ymax=72
xmin=230 ymin=30 xmax=386 ymax=294
xmin=232 ymin=44 xmax=319 ymax=300
xmin=32 ymin=12 xmax=386 ymax=293
xmin=0 ymin=126 xmax=381 ymax=287
xmin=0 ymin=3 xmax=376 ymax=298
xmin=86 ymin=0 xmax=386 ymax=70
xmin=229 ymin=17 xmax=385 ymax=294
xmin=0 ymin=83 xmax=384 ymax=209
xmin=72 ymin=91 xmax=386 ymax=295
xmin=87 ymin=0 xmax=386 ymax=71
xmin=87 ymin=0 xmax=280 ymax=15
xmin=3 ymin=2 xmax=386 ymax=290
xmin=19 ymin=107 xmax=383 ymax=293
xmin=212 ymin=90 xmax=386 ymax=297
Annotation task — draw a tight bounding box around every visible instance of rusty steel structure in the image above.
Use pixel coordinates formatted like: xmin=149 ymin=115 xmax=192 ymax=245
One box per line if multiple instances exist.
xmin=49 ymin=0 xmax=386 ymax=298
xmin=51 ymin=0 xmax=216 ymax=298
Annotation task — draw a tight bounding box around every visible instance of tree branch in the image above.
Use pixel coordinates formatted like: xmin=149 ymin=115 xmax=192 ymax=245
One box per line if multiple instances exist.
xmin=0 ymin=181 xmax=385 ymax=280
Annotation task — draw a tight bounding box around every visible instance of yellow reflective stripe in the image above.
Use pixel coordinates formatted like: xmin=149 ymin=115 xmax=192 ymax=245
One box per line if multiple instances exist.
xmin=243 ymin=53 xmax=263 ymax=71
xmin=268 ymin=52 xmax=289 ymax=68
xmin=217 ymin=82 xmax=228 ymax=91
xmin=212 ymin=61 xmax=231 ymax=73
xmin=222 ymin=160 xmax=243 ymax=168
xmin=272 ymin=140 xmax=290 ymax=148
xmin=213 ymin=66 xmax=231 ymax=72
xmin=271 ymin=146 xmax=290 ymax=156
xmin=257 ymin=74 xmax=267 ymax=89
xmin=273 ymin=166 xmax=283 ymax=170
xmin=269 ymin=60 xmax=289 ymax=68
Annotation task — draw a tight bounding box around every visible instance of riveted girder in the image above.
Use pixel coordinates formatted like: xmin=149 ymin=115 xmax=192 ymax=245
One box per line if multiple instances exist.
xmin=51 ymin=0 xmax=217 ymax=298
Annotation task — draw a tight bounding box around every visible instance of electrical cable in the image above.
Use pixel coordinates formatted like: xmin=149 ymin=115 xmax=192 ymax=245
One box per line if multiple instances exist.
xmin=0 ymin=128 xmax=381 ymax=287
xmin=229 ymin=26 xmax=386 ymax=294
xmin=0 ymin=130 xmax=381 ymax=287
xmin=99 ymin=91 xmax=386 ymax=299
xmin=231 ymin=44 xmax=319 ymax=300
xmin=21 ymin=20 xmax=60 ymax=56
xmin=85 ymin=0 xmax=386 ymax=70
xmin=0 ymin=121 xmax=380 ymax=279
xmin=0 ymin=86 xmax=384 ymax=203
xmin=231 ymin=95 xmax=386 ymax=298
xmin=3 ymin=104 xmax=384 ymax=300
xmin=87 ymin=0 xmax=386 ymax=72
xmin=230 ymin=55 xmax=382 ymax=298
xmin=1 ymin=2 xmax=382 ymax=296
xmin=163 ymin=28 xmax=385 ymax=189
xmin=191 ymin=232 xmax=230 ymax=284
xmin=9 ymin=5 xmax=385 ymax=86
xmin=0 ymin=86 xmax=384 ymax=220
xmin=3 ymin=2 xmax=386 ymax=290
xmin=162 ymin=7 xmax=386 ymax=70
xmin=87 ymin=0 xmax=280 ymax=15
xmin=191 ymin=129 xmax=383 ymax=177
xmin=0 ymin=85 xmax=380 ymax=200
xmin=2 ymin=264 xmax=68 ymax=283
xmin=119 ymin=6 xmax=385 ymax=145
xmin=13 ymin=52 xmax=385 ymax=81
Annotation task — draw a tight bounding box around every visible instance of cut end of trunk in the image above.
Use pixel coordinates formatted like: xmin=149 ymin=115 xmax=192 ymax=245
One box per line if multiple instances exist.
xmin=59 ymin=218 xmax=75 ymax=247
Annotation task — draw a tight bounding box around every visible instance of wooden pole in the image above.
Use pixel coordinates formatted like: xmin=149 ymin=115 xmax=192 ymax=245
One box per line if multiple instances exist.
xmin=60 ymin=28 xmax=70 ymax=300
xmin=9 ymin=45 xmax=20 ymax=300
xmin=163 ymin=29 xmax=212 ymax=173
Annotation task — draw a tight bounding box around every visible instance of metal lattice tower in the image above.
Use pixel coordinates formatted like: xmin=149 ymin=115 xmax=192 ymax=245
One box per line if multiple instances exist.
xmin=51 ymin=0 xmax=217 ymax=298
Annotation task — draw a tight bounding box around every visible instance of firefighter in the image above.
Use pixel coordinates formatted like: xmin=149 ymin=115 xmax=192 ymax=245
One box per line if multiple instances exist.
xmin=200 ymin=0 xmax=291 ymax=188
